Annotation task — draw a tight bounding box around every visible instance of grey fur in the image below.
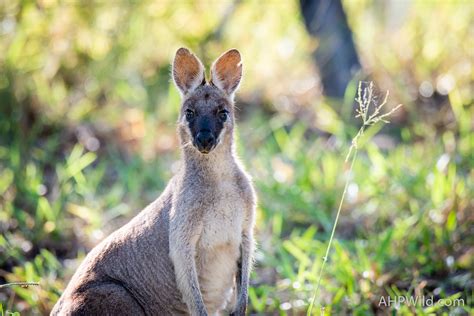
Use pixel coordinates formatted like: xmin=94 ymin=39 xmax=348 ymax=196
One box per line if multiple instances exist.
xmin=51 ymin=48 xmax=256 ymax=316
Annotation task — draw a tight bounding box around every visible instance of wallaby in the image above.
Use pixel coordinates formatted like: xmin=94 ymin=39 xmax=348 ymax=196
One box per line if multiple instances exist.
xmin=51 ymin=48 xmax=256 ymax=316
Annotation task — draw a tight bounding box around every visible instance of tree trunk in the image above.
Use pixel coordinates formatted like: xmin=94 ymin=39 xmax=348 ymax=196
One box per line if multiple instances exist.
xmin=300 ymin=0 xmax=361 ymax=99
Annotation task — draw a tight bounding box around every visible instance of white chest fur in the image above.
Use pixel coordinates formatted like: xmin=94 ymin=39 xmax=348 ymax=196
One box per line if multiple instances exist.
xmin=198 ymin=180 xmax=245 ymax=249
xmin=195 ymin=180 xmax=246 ymax=312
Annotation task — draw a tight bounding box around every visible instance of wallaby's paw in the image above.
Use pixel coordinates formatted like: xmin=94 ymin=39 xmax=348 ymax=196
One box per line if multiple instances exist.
xmin=230 ymin=303 xmax=247 ymax=316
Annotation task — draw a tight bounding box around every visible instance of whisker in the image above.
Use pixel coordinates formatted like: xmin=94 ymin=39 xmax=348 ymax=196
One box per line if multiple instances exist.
xmin=180 ymin=141 xmax=193 ymax=149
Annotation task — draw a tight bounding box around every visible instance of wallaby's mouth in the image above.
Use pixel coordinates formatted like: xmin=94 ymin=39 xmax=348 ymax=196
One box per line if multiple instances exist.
xmin=194 ymin=143 xmax=216 ymax=154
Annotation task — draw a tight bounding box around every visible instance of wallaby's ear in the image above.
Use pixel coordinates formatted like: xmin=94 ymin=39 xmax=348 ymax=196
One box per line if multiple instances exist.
xmin=210 ymin=49 xmax=242 ymax=96
xmin=172 ymin=48 xmax=205 ymax=96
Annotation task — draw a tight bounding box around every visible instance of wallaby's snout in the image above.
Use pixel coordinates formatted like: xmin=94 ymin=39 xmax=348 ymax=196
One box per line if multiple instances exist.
xmin=195 ymin=130 xmax=215 ymax=153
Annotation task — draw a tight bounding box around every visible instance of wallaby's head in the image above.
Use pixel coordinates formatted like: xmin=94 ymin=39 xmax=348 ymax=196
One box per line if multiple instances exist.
xmin=172 ymin=48 xmax=242 ymax=154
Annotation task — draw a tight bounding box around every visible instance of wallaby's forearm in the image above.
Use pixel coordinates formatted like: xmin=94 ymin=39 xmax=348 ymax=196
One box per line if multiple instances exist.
xmin=171 ymin=247 xmax=207 ymax=315
xmin=232 ymin=230 xmax=254 ymax=316
xmin=170 ymin=208 xmax=208 ymax=315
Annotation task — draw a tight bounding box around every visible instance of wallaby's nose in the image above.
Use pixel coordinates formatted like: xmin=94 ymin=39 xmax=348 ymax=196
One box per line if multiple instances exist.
xmin=196 ymin=131 xmax=215 ymax=153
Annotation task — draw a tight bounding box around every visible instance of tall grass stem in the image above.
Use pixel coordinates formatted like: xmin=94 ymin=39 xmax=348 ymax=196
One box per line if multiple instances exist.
xmin=307 ymin=141 xmax=359 ymax=316
xmin=307 ymin=81 xmax=402 ymax=315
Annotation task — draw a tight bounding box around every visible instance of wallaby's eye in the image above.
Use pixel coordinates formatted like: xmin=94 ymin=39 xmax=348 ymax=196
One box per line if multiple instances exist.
xmin=185 ymin=109 xmax=195 ymax=121
xmin=218 ymin=110 xmax=228 ymax=121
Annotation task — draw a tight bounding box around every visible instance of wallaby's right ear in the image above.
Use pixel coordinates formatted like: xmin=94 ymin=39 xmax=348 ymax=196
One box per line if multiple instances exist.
xmin=172 ymin=48 xmax=205 ymax=96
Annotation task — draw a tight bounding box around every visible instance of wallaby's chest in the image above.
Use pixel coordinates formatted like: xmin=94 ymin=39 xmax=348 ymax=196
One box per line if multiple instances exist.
xmin=198 ymin=180 xmax=245 ymax=249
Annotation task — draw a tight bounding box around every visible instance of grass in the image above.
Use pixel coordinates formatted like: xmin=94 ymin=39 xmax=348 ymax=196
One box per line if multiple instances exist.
xmin=238 ymin=85 xmax=473 ymax=315
xmin=1 ymin=79 xmax=472 ymax=315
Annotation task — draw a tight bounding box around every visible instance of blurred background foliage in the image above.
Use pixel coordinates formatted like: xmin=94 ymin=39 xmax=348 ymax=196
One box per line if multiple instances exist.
xmin=0 ymin=0 xmax=472 ymax=315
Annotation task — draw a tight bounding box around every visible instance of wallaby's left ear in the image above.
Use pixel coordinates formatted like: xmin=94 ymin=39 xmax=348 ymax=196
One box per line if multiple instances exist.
xmin=210 ymin=49 xmax=242 ymax=96
xmin=173 ymin=47 xmax=205 ymax=96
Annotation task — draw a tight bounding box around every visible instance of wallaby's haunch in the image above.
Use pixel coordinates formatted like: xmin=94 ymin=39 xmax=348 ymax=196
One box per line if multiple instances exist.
xmin=51 ymin=48 xmax=256 ymax=316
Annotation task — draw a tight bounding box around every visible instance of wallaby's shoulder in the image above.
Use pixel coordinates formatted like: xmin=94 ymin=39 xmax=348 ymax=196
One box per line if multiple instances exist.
xmin=233 ymin=157 xmax=256 ymax=201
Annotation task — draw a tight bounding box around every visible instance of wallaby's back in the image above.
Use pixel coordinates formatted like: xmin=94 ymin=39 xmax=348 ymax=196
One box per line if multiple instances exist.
xmin=52 ymin=182 xmax=188 ymax=315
